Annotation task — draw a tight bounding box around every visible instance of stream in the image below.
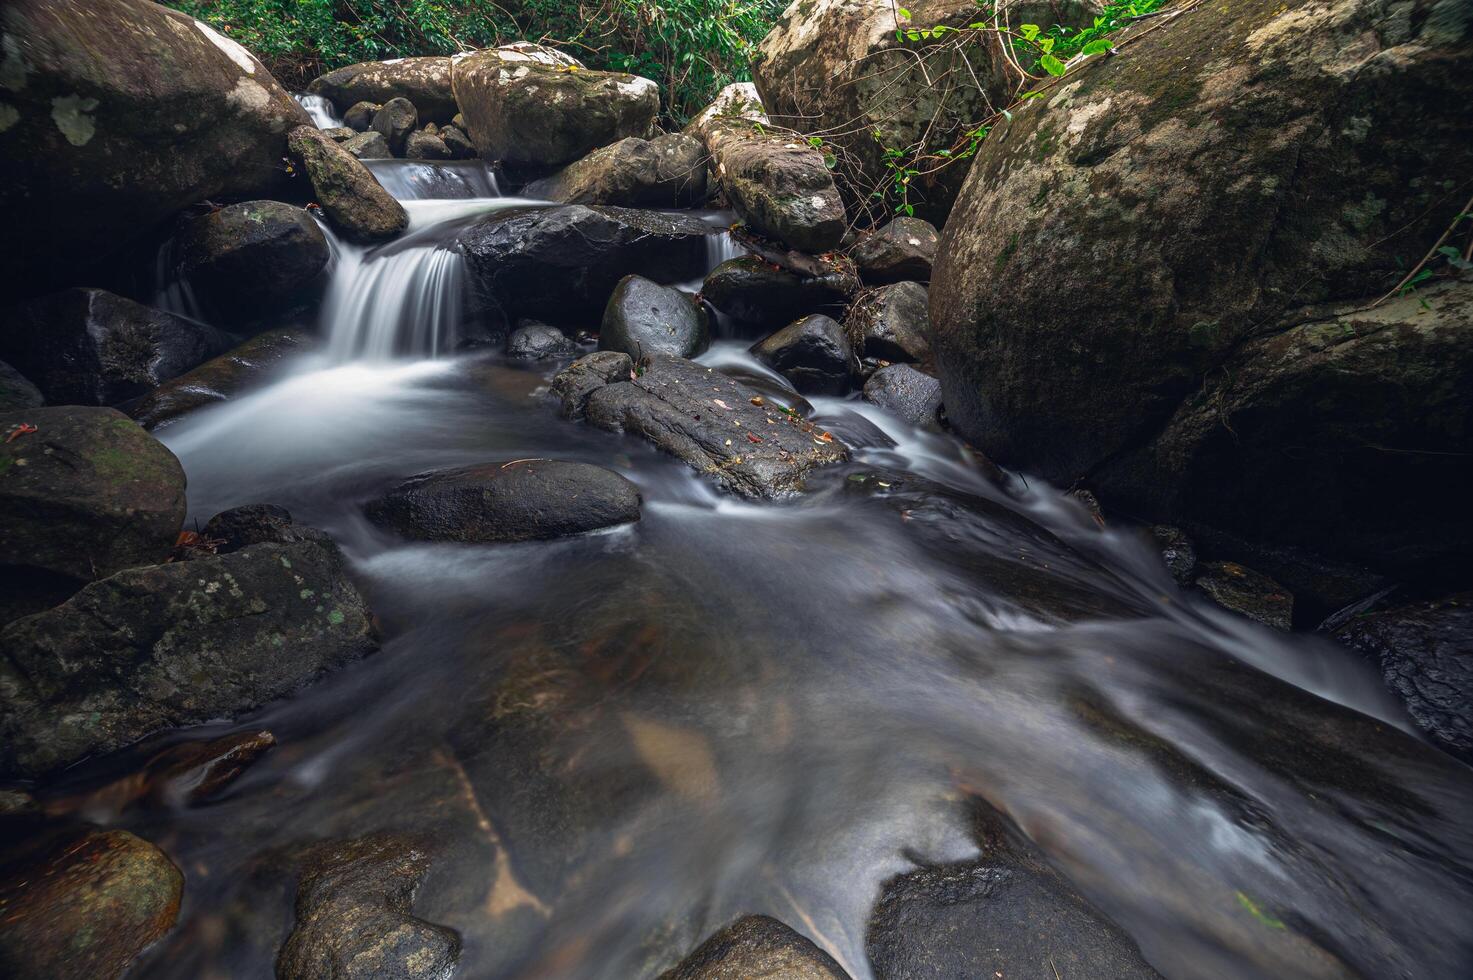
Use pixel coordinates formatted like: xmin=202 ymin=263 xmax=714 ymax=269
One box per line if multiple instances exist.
xmin=45 ymin=149 xmax=1473 ymax=979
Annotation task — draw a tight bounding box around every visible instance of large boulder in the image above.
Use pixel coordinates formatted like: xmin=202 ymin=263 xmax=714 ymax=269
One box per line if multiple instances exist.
xmin=684 ymin=82 xmax=768 ymax=143
xmin=130 ymin=327 xmax=315 ymax=429
xmin=751 ymin=314 xmax=859 ymax=395
xmin=660 ymin=915 xmax=849 ymax=979
xmin=1 ymin=289 xmax=233 ymax=406
xmin=701 ymin=256 xmax=854 ymax=332
xmin=175 ymin=201 xmax=330 ymax=323
xmin=0 ymin=406 xmax=186 ymax=585
xmin=286 ymin=126 xmax=408 ymax=243
xmin=365 ymin=459 xmax=642 ymax=543
xmin=752 ymin=0 xmax=1099 ymax=225
xmin=554 ymin=353 xmax=850 ymax=498
xmin=309 ymin=56 xmax=459 ymax=123
xmin=343 ymin=100 xmax=381 ymax=132
xmin=0 ymin=0 xmax=311 ymax=298
xmin=456 ymin=205 xmax=714 ymax=323
xmin=0 ymin=828 xmax=183 ymax=980
xmin=277 ymin=835 xmax=461 ymax=980
xmin=1335 ymin=592 xmax=1473 ymax=762
xmin=703 ymin=117 xmax=846 ymax=253
xmin=371 ymin=96 xmax=418 ymax=154
xmin=851 ymin=216 xmax=939 ymax=284
xmin=845 ymin=281 xmax=932 ymax=363
xmin=930 ymin=0 xmax=1473 ymax=581
xmin=506 ymin=320 xmax=577 ymax=360
xmin=600 ymin=275 xmax=710 ymax=358
xmin=452 ymin=49 xmax=657 ymax=171
xmin=404 ymin=129 xmax=452 ymax=160
xmin=0 ymin=359 xmax=43 ymax=411
xmin=523 ymin=133 xmax=710 ymax=207
xmin=0 ymin=537 xmax=378 ymax=778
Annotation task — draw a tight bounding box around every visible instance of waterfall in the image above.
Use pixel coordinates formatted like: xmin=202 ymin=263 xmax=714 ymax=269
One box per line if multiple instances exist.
xmin=293 ymin=93 xmax=342 ymax=128
xmin=320 ymin=234 xmax=467 ymax=361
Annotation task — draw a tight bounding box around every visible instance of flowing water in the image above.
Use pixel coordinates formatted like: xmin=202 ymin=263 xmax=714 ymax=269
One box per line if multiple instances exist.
xmin=52 ymin=153 xmax=1473 ymax=979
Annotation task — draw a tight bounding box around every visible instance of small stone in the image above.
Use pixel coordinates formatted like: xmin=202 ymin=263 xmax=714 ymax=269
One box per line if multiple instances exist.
xmin=1195 ymin=561 xmax=1293 ymax=630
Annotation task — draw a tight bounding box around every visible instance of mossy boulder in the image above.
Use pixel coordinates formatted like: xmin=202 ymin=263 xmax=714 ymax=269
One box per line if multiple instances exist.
xmin=175 ymin=201 xmax=330 ymax=324
xmin=309 ymin=56 xmax=459 ymax=123
xmin=0 ymin=537 xmax=378 ymax=778
xmin=0 ymin=406 xmax=186 ymax=586
xmin=929 ymin=0 xmax=1473 ymax=578
xmin=371 ymin=96 xmax=418 ymax=154
xmin=524 ymin=133 xmax=710 ymax=208
xmin=702 ymin=117 xmax=846 ymax=253
xmin=0 ymin=0 xmax=310 ymax=299
xmin=287 ymin=126 xmax=408 ymax=243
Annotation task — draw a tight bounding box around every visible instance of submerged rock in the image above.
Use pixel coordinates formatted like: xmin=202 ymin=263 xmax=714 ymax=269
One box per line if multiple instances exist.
xmin=452 ymin=49 xmax=657 ymax=171
xmin=751 ymin=314 xmax=858 ymax=396
xmin=0 ymin=360 xmax=43 ymax=411
xmin=311 ymin=57 xmax=458 ymax=123
xmin=277 ymin=834 xmax=461 ymax=980
xmin=702 ymin=118 xmax=846 ymax=253
xmin=1 ymin=288 xmax=233 ymax=406
xmin=507 ymin=321 xmax=578 ymax=360
xmin=456 ymin=205 xmax=713 ymax=323
xmin=850 ymin=217 xmax=939 ymax=284
xmin=600 ymin=276 xmax=709 ymax=359
xmin=701 ymin=256 xmax=853 ymax=332
xmin=844 ymin=282 xmax=931 ymax=363
xmin=0 ymin=537 xmax=378 ymax=778
xmin=0 ymin=406 xmax=185 ymax=585
xmin=862 ymin=364 xmax=942 ymax=427
xmin=1336 ymin=593 xmax=1473 ymax=761
xmin=554 ymin=353 xmax=849 ymax=498
xmin=1195 ymin=561 xmax=1294 ymax=631
xmin=130 ymin=328 xmax=315 ymax=429
xmin=660 ymin=915 xmax=849 ymax=979
xmin=0 ymin=0 xmax=310 ymax=299
xmin=176 ymin=201 xmax=329 ymax=323
xmin=287 ymin=126 xmax=408 ymax=243
xmin=366 ymin=459 xmax=641 ymax=543
xmin=0 ymin=828 xmax=183 ymax=980
xmin=372 ymin=96 xmax=419 ymax=154
xmin=523 ymin=133 xmax=709 ymax=207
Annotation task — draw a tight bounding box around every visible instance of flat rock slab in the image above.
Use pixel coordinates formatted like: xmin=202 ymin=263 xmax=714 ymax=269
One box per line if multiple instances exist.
xmin=554 ymin=353 xmax=849 ymax=499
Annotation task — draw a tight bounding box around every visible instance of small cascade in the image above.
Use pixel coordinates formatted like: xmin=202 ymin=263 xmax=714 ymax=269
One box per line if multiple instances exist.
xmin=364 ymin=160 xmax=502 ymax=201
xmin=705 ymin=230 xmax=747 ymax=268
xmin=320 ymin=241 xmax=467 ymax=360
xmin=293 ymin=93 xmax=342 ymax=128
xmin=152 ymin=234 xmax=206 ymax=322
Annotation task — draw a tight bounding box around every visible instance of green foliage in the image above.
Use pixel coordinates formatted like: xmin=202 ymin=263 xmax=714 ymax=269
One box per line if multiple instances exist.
xmin=166 ymin=0 xmax=782 ymax=120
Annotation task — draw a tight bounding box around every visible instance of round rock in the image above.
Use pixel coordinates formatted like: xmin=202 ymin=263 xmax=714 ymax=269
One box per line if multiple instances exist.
xmin=599 ymin=275 xmax=709 ymax=359
xmin=750 ymin=314 xmax=857 ymax=396
xmin=863 ymin=364 xmax=942 ymax=427
xmin=177 ymin=201 xmax=329 ymax=321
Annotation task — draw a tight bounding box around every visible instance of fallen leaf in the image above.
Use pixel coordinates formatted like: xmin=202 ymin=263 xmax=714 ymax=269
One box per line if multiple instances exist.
xmin=746 ymin=433 xmax=763 ymax=443
xmin=713 ymin=398 xmax=732 ymax=410
xmin=750 ymin=396 xmax=765 ymax=406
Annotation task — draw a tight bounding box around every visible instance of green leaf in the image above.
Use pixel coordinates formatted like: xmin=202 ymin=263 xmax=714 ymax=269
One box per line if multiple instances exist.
xmin=808 ymin=136 xmax=824 ymax=147
xmin=1235 ymin=892 xmax=1286 ymax=931
xmin=1019 ymin=23 xmax=1040 ymax=40
xmin=1039 ymin=53 xmax=1067 ymax=76
xmin=823 ymin=152 xmax=837 ymax=169
xmin=1081 ymin=38 xmax=1112 ymax=55
xmin=898 ymin=6 xmax=911 ymax=20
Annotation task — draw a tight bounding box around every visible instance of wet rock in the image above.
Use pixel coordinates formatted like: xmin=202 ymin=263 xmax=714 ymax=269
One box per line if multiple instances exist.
xmin=507 ymin=321 xmax=578 ymax=360
xmin=556 ymin=353 xmax=849 ymax=498
xmin=49 ymin=730 xmax=279 ymax=816
xmin=322 ymin=127 xmax=356 ymax=142
xmin=1195 ymin=561 xmax=1293 ymax=631
xmin=405 ymin=130 xmax=452 ymax=160
xmin=684 ymin=82 xmax=768 ymax=143
xmin=660 ymin=915 xmax=849 ymax=979
xmin=601 ymin=276 xmax=709 ymax=359
xmin=0 ymin=0 xmax=311 ymax=299
xmin=439 ymin=124 xmax=476 ymax=159
xmin=850 ymin=217 xmax=939 ymax=284
xmin=1151 ymin=525 xmax=1198 ymax=586
xmin=176 ymin=201 xmax=329 ymax=323
xmin=751 ymin=315 xmax=858 ymax=396
xmin=523 ymin=133 xmax=709 ymax=207
xmin=366 ymin=459 xmax=641 ymax=543
xmin=310 ymin=56 xmax=459 ymax=122
xmin=753 ymin=0 xmax=1098 ymax=225
xmin=0 ymin=828 xmax=183 ymax=980
xmin=0 ymin=406 xmax=185 ymax=584
xmin=862 ymin=364 xmax=942 ymax=427
xmin=343 ymin=130 xmax=392 ymax=160
xmin=452 ymin=48 xmax=657 ymax=171
xmin=287 ymin=126 xmax=408 ymax=243
xmin=929 ymin=0 xmax=1473 ymax=580
xmin=0 ymin=361 xmax=43 ymax=411
xmin=372 ymin=97 xmax=419 ymax=154
xmin=130 ymin=328 xmax=315 ymax=430
xmin=701 ymin=256 xmax=854 ymax=332
xmin=277 ymin=834 xmax=461 ymax=980
xmin=702 ymin=118 xmax=845 ymax=253
xmin=844 ymin=282 xmax=931 ymax=363
xmin=0 ymin=788 xmax=37 ymax=816
xmin=344 ymin=100 xmax=382 ymax=132
xmin=1335 ymin=593 xmax=1473 ymax=761
xmin=456 ymin=205 xmax=713 ymax=323
xmin=0 ymin=538 xmax=378 ymax=778
xmin=201 ymin=503 xmax=334 ymax=553
xmin=1 ymin=288 xmax=233 ymax=406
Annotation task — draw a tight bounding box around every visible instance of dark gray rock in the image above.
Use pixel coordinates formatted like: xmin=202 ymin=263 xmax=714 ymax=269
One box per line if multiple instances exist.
xmin=322 ymin=127 xmax=357 ymax=142
xmin=287 ymin=126 xmax=408 ymax=243
xmin=751 ymin=314 xmax=858 ymax=396
xmin=343 ymin=131 xmax=392 ymax=160
xmin=507 ymin=321 xmax=577 ymax=360
xmin=862 ymin=364 xmax=942 ymax=427
xmin=201 ymin=503 xmax=333 ymax=554
xmin=660 ymin=915 xmax=849 ymax=979
xmin=277 ymin=834 xmax=461 ymax=980
xmin=372 ymin=97 xmax=419 ymax=154
xmin=1195 ymin=560 xmax=1293 ymax=630
xmin=176 ymin=201 xmax=329 ymax=323
xmin=439 ymin=125 xmax=476 ymax=159
xmin=845 ymin=282 xmax=931 ymax=363
xmin=523 ymin=133 xmax=709 ymax=207
xmin=1 ymin=289 xmax=233 ymax=406
xmin=600 ymin=276 xmax=709 ymax=359
xmin=1335 ymin=593 xmax=1473 ymax=762
xmin=700 ymin=117 xmax=846 ymax=252
xmin=1151 ymin=525 xmax=1198 ymax=586
xmin=130 ymin=328 xmax=315 ymax=430
xmin=556 ymin=353 xmax=849 ymax=498
xmin=365 ymin=459 xmax=642 ymax=543
xmin=456 ymin=205 xmax=713 ymax=323
xmin=404 ymin=130 xmax=452 ymax=161
xmin=0 ymin=538 xmax=379 ymax=778
xmin=344 ymin=100 xmax=382 ymax=131
xmin=850 ymin=217 xmax=939 ymax=284
xmin=0 ymin=361 xmax=43 ymax=411
xmin=700 ymin=256 xmax=854 ymax=331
